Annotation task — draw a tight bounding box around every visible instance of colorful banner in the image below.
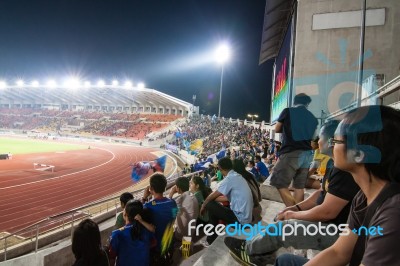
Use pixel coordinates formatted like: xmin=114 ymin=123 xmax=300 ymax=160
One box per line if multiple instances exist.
xmin=189 ymin=139 xmax=203 ymax=153
xmin=271 ymin=19 xmax=293 ymax=123
xmin=130 ymin=155 xmax=167 ymax=182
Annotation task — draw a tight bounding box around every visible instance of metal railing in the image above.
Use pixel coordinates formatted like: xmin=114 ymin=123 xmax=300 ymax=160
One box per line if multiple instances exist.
xmin=363 ymin=74 xmax=400 ymax=101
xmin=0 ymin=148 xmax=202 ymax=261
xmin=0 ymin=150 xmax=203 ymax=262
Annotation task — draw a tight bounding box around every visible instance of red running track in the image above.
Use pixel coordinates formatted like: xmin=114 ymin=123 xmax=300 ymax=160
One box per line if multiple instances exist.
xmin=0 ymin=142 xmax=161 ymax=234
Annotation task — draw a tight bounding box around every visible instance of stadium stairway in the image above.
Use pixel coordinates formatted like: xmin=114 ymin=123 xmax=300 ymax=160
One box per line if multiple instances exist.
xmin=177 ymin=181 xmax=319 ymax=266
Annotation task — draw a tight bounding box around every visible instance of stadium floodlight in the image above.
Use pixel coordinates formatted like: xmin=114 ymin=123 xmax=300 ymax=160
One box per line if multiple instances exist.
xmin=112 ymin=80 xmax=119 ymax=86
xmin=47 ymin=80 xmax=57 ymax=88
xmin=215 ymin=43 xmax=230 ymax=65
xmin=137 ymin=82 xmax=145 ymax=89
xmin=247 ymin=114 xmax=259 ymax=121
xmin=0 ymin=81 xmax=7 ymax=89
xmin=97 ymin=80 xmax=105 ymax=87
xmin=215 ymin=43 xmax=231 ymax=118
xmin=64 ymin=77 xmax=80 ymax=89
xmin=31 ymin=80 xmax=39 ymax=87
xmin=124 ymin=80 xmax=133 ymax=88
xmin=84 ymin=81 xmax=91 ymax=88
xmin=16 ymin=80 xmax=24 ymax=86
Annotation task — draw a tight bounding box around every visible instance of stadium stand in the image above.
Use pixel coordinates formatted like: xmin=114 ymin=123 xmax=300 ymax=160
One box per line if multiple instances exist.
xmin=0 ymin=108 xmax=182 ymax=139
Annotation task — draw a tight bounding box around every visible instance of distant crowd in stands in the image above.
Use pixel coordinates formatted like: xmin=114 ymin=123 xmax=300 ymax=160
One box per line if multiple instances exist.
xmin=168 ymin=115 xmax=273 ymax=160
xmin=0 ymin=108 xmax=181 ymax=140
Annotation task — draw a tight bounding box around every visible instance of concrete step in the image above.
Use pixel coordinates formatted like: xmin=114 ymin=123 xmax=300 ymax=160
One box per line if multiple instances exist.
xmin=183 ymin=199 xmax=320 ymax=266
xmin=260 ymin=181 xmax=317 ymax=203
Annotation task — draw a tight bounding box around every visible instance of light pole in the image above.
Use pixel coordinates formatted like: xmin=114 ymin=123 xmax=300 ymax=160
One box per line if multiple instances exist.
xmin=192 ymin=94 xmax=196 ymax=116
xmin=247 ymin=114 xmax=258 ymax=122
xmin=215 ymin=44 xmax=230 ymax=118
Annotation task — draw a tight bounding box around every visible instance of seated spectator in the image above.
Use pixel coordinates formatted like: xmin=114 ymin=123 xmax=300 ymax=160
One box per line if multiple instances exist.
xmin=72 ymin=219 xmax=108 ymax=266
xmin=279 ymin=105 xmax=400 ymax=266
xmin=202 ymin=164 xmax=215 ymax=187
xmin=233 ymin=159 xmax=262 ymax=223
xmin=115 ymin=192 xmax=134 ymax=229
xmin=168 ymin=177 xmax=199 ymax=241
xmin=248 ymin=160 xmax=260 ymax=182
xmin=108 ymin=200 xmax=155 ymax=266
xmin=142 ymin=173 xmax=178 ymax=265
xmin=189 ymin=175 xmax=211 ymax=224
xmin=255 ymin=155 xmax=269 ymax=182
xmin=224 ymin=119 xmax=360 ymax=265
xmin=211 ymin=166 xmax=224 ymax=182
xmin=182 ymin=163 xmax=190 ymax=175
xmin=305 ymin=137 xmax=331 ymax=189
xmin=200 ymin=157 xmax=253 ymax=246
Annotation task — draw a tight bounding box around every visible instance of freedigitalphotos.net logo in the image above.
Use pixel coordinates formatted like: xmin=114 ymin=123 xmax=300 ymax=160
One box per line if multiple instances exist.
xmin=293 ymin=38 xmax=377 ymax=118
xmin=188 ymin=220 xmax=384 ymax=241
xmin=291 ymin=38 xmax=383 ymax=164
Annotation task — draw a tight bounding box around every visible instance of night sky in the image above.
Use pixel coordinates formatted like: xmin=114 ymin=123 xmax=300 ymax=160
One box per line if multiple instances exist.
xmin=0 ymin=0 xmax=273 ymax=121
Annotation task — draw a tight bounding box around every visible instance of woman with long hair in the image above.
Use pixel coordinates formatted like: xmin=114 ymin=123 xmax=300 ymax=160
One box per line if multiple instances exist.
xmin=72 ymin=219 xmax=109 ymax=266
xmin=232 ymin=158 xmax=262 ymax=223
xmin=108 ymin=200 xmax=155 ymax=266
xmin=190 ymin=175 xmax=212 ymax=223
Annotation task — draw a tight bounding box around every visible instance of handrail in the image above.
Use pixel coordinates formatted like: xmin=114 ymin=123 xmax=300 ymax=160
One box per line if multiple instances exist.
xmin=359 ymin=74 xmax=400 ymax=102
xmin=374 ymin=74 xmax=400 ymax=95
xmin=325 ymin=102 xmax=357 ymax=120
xmin=0 ymin=178 xmax=155 ymax=244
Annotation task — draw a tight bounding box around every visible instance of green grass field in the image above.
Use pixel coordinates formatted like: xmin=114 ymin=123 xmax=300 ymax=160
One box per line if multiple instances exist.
xmin=0 ymin=137 xmax=87 ymax=155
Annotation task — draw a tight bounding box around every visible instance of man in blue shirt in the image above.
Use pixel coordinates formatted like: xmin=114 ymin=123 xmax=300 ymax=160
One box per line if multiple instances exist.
xmin=255 ymin=155 xmax=269 ymax=182
xmin=248 ymin=160 xmax=260 ymax=182
xmin=200 ymin=157 xmax=253 ymax=246
xmin=142 ymin=173 xmax=178 ymax=264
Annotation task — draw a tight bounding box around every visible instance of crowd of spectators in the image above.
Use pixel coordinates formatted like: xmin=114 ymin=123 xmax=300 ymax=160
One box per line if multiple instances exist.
xmin=158 ymin=96 xmax=400 ymax=266
xmin=0 ymin=108 xmax=181 ymax=140
xmin=169 ymin=116 xmax=272 ymax=158
xmin=8 ymin=101 xmax=400 ymax=266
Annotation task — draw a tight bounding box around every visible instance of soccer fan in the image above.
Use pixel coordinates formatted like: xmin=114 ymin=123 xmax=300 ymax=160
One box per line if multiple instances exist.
xmin=168 ymin=177 xmax=199 ymax=241
xmin=276 ymin=105 xmax=400 ymax=266
xmin=108 ymin=200 xmax=155 ymax=266
xmin=142 ymin=173 xmax=178 ymax=265
xmin=189 ymin=175 xmax=211 ymax=224
xmin=200 ymin=157 xmax=253 ymax=247
xmin=255 ymin=155 xmax=269 ymax=182
xmin=232 ymin=159 xmax=262 ymax=223
xmin=270 ymin=93 xmax=318 ymax=206
xmin=115 ymin=192 xmax=134 ymax=229
xmin=71 ymin=219 xmax=108 ymax=266
xmin=224 ymin=119 xmax=359 ymax=265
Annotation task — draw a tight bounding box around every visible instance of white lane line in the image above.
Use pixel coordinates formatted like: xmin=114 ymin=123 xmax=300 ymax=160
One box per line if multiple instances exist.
xmin=162 ymin=151 xmax=178 ymax=177
xmin=0 ymin=147 xmax=115 ymax=190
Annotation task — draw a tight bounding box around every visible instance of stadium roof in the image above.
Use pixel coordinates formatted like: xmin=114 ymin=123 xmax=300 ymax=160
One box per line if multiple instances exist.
xmin=0 ymin=86 xmax=192 ymax=112
xmin=259 ymin=0 xmax=295 ymax=64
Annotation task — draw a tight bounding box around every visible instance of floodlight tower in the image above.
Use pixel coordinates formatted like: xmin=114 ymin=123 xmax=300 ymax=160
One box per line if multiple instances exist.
xmin=215 ymin=44 xmax=230 ymax=118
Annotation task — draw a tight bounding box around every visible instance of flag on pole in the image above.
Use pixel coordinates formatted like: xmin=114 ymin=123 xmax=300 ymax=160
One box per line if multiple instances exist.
xmin=130 ymin=155 xmax=167 ymax=182
xmin=152 ymin=155 xmax=167 ymax=172
xmin=194 ymin=158 xmax=213 ymax=171
xmin=216 ymin=149 xmax=226 ymax=160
